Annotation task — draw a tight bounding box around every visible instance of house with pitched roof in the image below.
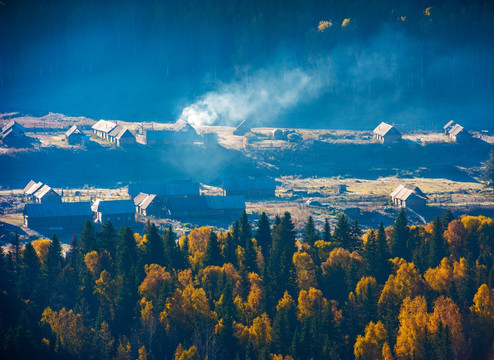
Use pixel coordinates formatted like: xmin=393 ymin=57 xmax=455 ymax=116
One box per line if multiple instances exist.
xmin=93 ymin=199 xmax=136 ymax=225
xmin=373 ymin=122 xmax=402 ymax=143
xmin=133 ymin=193 xmax=164 ymax=217
xmin=390 ymin=184 xmax=428 ymax=209
xmin=65 ymin=125 xmax=85 ymax=145
xmin=24 ymin=202 xmax=93 ymax=231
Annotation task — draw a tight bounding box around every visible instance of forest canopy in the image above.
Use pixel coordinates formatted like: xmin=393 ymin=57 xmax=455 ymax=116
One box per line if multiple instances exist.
xmin=3 ymin=211 xmax=494 ymax=359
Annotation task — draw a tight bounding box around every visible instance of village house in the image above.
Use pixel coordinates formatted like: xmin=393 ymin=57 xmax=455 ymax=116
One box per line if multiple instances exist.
xmin=443 ymin=120 xmax=455 ymax=135
xmin=389 ymin=184 xmax=428 ymax=209
xmin=223 ymin=178 xmax=277 ymax=199
xmin=108 ymin=125 xmax=136 ymax=146
xmin=372 ymin=122 xmax=402 ymax=143
xmin=93 ymin=199 xmax=136 ymax=226
xmin=448 ymin=124 xmax=471 ymax=143
xmin=65 ymin=125 xmax=85 ymax=145
xmin=128 ymin=181 xmax=200 ymax=201
xmin=23 ymin=180 xmax=61 ymax=203
xmin=24 ymin=201 xmax=93 ymax=231
xmin=145 ymin=120 xmax=198 ymax=145
xmin=2 ymin=120 xmax=28 ymax=147
xmin=33 ymin=185 xmax=62 ymax=203
xmin=133 ymin=193 xmax=164 ymax=217
xmin=92 ymin=120 xmax=117 ymax=140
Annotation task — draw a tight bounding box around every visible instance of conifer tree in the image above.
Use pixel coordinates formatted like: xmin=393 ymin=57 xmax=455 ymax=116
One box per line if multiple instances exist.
xmin=303 ymin=216 xmax=319 ymax=247
xmin=375 ymin=223 xmax=391 ymax=283
xmin=255 ymin=212 xmax=272 ymax=258
xmin=142 ymin=222 xmax=165 ymax=266
xmin=80 ymin=220 xmax=97 ymax=256
xmin=223 ymin=232 xmax=237 ymax=265
xmin=19 ymin=243 xmax=41 ymax=302
xmin=204 ymin=230 xmax=222 ymax=267
xmin=429 ymin=216 xmax=447 ymax=268
xmin=390 ymin=208 xmax=409 ymax=260
xmin=98 ymin=221 xmax=117 ymax=257
xmin=332 ymin=214 xmax=351 ymax=249
xmin=322 ymin=218 xmax=332 ymax=243
xmin=163 ymin=226 xmax=185 ymax=269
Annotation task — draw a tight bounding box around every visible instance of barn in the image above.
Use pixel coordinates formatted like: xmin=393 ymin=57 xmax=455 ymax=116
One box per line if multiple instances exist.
xmin=223 ymin=178 xmax=276 ymax=199
xmin=93 ymin=199 xmax=136 ymax=226
xmin=2 ymin=120 xmax=28 ymax=147
xmin=389 ymin=184 xmax=428 ymax=209
xmin=24 ymin=202 xmax=93 ymax=231
xmin=373 ymin=122 xmax=402 ymax=143
xmin=24 ymin=180 xmax=61 ymax=203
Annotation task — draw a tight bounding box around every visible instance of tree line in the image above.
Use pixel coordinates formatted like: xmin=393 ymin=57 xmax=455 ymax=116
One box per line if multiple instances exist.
xmin=2 ymin=209 xmax=494 ymax=359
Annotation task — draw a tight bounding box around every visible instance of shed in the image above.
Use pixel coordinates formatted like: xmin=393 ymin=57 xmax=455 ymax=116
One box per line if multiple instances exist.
xmin=443 ymin=120 xmax=455 ymax=135
xmin=166 ymin=195 xmax=245 ymax=219
xmin=65 ymin=125 xmax=84 ymax=145
xmin=373 ymin=122 xmax=402 ymax=143
xmin=24 ymin=202 xmax=92 ymax=231
xmin=93 ymin=199 xmax=136 ymax=225
xmin=2 ymin=128 xmax=28 ymax=147
xmin=223 ymin=178 xmax=276 ymax=199
xmin=389 ymin=184 xmax=428 ymax=209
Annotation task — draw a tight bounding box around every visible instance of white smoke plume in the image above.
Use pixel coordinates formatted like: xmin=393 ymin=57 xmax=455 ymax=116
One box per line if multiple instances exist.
xmin=179 ymin=66 xmax=327 ymax=127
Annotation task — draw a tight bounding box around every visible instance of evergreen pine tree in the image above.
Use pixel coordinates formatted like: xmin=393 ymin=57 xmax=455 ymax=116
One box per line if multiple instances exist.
xmin=243 ymin=238 xmax=257 ymax=273
xmin=332 ymin=214 xmax=351 ymax=249
xmin=303 ymin=216 xmax=319 ymax=247
xmin=429 ymin=216 xmax=447 ymax=268
xmin=19 ymin=243 xmax=41 ymax=301
xmin=390 ymin=208 xmax=409 ymax=260
xmin=163 ymin=226 xmax=186 ymax=270
xmin=98 ymin=221 xmax=117 ymax=257
xmin=80 ymin=220 xmax=97 ymax=256
xmin=255 ymin=212 xmax=271 ymax=258
xmin=323 ymin=218 xmax=332 ymax=243
xmin=204 ymin=231 xmax=223 ymax=267
xmin=142 ymin=222 xmax=165 ymax=266
xmin=375 ymin=222 xmax=391 ymax=283
xmin=363 ymin=230 xmax=377 ymax=276
xmin=223 ymin=232 xmax=237 ymax=265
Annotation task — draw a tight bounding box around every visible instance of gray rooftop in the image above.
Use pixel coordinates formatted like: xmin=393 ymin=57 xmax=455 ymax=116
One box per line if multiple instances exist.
xmin=95 ymin=199 xmax=135 ymax=214
xmin=25 ymin=202 xmax=92 ymax=218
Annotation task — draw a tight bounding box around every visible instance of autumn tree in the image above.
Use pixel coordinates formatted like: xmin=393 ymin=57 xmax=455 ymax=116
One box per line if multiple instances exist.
xmin=354 ymin=321 xmax=388 ymax=360
xmin=394 ymin=296 xmax=429 ymax=360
